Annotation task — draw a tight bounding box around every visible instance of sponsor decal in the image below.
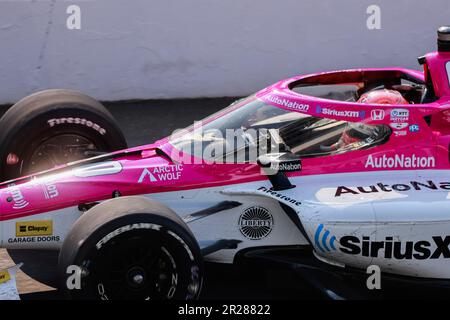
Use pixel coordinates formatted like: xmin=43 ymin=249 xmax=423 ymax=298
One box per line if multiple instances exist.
xmin=0 ymin=271 xmax=11 ymax=284
xmin=9 ymin=220 xmax=58 ymax=244
xmin=269 ymin=162 xmax=301 ymax=172
xmin=371 ymin=109 xmax=385 ymax=120
xmin=48 ymin=118 xmax=106 ymax=135
xmin=138 ymin=164 xmax=183 ymax=183
xmin=6 ymin=184 xmax=29 ymax=210
xmin=393 ymin=130 xmax=407 ymax=137
xmin=365 ymin=154 xmax=435 ymax=169
xmin=390 ymin=122 xmax=408 ymax=130
xmin=334 ymin=180 xmax=450 ymax=197
xmin=409 ymin=124 xmax=419 ymax=132
xmin=42 ymin=183 xmax=59 ymax=199
xmin=257 ymin=186 xmax=301 ymax=206
xmin=315 ymin=224 xmax=450 ymax=260
xmin=7 ymin=236 xmax=60 ymax=244
xmin=314 ymin=224 xmax=337 ymax=252
xmin=16 ymin=220 xmax=53 ymax=237
xmin=316 ymin=106 xmax=365 ymax=119
xmin=238 ymin=206 xmax=274 ymax=240
xmin=264 ymin=94 xmax=309 ymax=112
xmin=390 ymin=108 xmax=409 ymax=122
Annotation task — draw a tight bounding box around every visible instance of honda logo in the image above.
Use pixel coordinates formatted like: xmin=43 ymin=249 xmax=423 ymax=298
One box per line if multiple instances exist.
xmin=371 ymin=109 xmax=385 ymax=120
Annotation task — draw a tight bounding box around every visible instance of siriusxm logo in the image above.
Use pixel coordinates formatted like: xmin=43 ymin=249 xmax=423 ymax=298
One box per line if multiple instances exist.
xmin=314 ymin=224 xmax=338 ymax=252
xmin=315 ymin=106 xmax=365 ymax=119
xmin=7 ymin=184 xmax=29 ymax=210
xmin=313 ymin=224 xmax=450 ymax=260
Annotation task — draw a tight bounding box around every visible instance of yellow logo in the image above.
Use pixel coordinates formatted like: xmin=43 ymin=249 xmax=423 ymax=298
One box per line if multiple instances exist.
xmin=0 ymin=270 xmax=11 ymax=284
xmin=15 ymin=220 xmax=53 ymax=237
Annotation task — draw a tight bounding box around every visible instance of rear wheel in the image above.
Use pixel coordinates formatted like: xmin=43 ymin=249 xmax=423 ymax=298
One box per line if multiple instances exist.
xmin=0 ymin=89 xmax=127 ymax=181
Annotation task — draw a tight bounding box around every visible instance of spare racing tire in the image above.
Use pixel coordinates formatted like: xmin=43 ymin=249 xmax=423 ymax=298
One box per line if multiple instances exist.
xmin=0 ymin=89 xmax=127 ymax=181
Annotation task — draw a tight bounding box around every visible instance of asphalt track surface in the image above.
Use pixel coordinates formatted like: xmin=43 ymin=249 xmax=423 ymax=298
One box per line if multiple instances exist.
xmin=0 ymin=98 xmax=448 ymax=300
xmin=0 ymin=98 xmax=324 ymax=300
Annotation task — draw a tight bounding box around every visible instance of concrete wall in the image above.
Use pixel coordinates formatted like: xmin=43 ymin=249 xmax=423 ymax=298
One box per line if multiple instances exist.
xmin=0 ymin=0 xmax=449 ymax=104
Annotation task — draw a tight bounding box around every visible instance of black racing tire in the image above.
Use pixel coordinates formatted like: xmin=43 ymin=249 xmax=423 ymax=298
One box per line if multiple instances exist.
xmin=0 ymin=89 xmax=127 ymax=181
xmin=58 ymin=196 xmax=203 ymax=300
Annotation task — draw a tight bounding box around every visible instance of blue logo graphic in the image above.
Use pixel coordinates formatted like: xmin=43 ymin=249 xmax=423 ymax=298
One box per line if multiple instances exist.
xmin=315 ymin=105 xmax=322 ymax=113
xmin=409 ymin=124 xmax=419 ymax=132
xmin=359 ymin=111 xmax=366 ymax=119
xmin=314 ymin=224 xmax=337 ymax=252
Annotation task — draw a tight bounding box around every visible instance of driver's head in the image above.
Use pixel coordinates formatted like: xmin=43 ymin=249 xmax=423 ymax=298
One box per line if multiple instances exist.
xmin=332 ymin=89 xmax=405 ymax=151
xmin=342 ymin=122 xmax=382 ymax=143
xmin=357 ymin=89 xmax=409 ymax=105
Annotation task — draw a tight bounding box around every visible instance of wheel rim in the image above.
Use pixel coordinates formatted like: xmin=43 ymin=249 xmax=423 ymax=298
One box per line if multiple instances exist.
xmin=84 ymin=233 xmax=181 ymax=300
xmin=24 ymin=134 xmax=99 ymax=175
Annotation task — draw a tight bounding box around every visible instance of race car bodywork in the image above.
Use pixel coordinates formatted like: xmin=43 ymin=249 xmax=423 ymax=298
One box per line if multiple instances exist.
xmin=1 ymin=28 xmax=450 ymax=299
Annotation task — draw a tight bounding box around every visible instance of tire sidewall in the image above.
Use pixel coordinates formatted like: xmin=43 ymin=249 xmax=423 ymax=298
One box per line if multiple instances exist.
xmin=63 ymin=213 xmax=203 ymax=300
xmin=0 ymin=105 xmax=126 ymax=179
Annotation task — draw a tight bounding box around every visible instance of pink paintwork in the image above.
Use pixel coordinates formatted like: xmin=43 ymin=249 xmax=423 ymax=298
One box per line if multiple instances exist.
xmin=2 ymin=51 xmax=450 ymax=221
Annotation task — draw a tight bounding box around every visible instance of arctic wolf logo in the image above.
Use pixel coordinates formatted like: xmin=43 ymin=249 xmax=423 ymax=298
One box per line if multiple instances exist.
xmin=138 ymin=165 xmax=183 ymax=183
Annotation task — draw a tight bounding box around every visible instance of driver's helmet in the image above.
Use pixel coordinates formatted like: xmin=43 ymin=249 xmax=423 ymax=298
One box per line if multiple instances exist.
xmin=357 ymin=88 xmax=409 ymax=105
xmin=328 ymin=89 xmax=408 ymax=152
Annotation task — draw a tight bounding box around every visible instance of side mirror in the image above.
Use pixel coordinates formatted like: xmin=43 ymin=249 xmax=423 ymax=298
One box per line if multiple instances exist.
xmin=257 ymin=152 xmax=301 ymax=190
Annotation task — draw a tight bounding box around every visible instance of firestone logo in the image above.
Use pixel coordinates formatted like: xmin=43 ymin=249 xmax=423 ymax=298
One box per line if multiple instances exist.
xmin=365 ymin=154 xmax=435 ymax=169
xmin=48 ymin=118 xmax=106 ymax=135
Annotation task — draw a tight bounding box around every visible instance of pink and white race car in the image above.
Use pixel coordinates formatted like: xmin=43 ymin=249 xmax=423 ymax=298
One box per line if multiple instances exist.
xmin=1 ymin=27 xmax=450 ymax=300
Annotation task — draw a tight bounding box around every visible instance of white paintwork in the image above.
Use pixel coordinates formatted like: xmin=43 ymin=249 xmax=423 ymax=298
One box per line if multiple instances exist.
xmin=3 ymin=169 xmax=450 ymax=279
xmin=1 ymin=206 xmax=82 ymax=250
xmin=147 ymin=181 xmax=309 ymax=263
xmin=0 ymin=1 xmax=449 ymax=103
xmin=221 ymin=169 xmax=450 ymax=278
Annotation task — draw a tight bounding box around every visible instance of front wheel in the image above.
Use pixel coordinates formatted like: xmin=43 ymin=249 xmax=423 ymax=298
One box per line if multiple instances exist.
xmin=58 ymin=197 xmax=203 ymax=300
